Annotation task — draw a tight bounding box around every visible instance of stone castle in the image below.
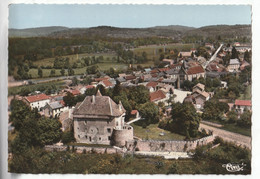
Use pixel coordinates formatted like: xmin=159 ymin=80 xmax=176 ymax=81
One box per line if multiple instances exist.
xmin=73 ymin=90 xmax=133 ymax=146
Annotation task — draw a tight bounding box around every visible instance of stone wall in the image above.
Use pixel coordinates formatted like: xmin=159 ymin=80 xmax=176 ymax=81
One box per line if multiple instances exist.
xmin=44 ymin=145 xmax=123 ymax=154
xmin=126 ymin=135 xmax=214 ymax=152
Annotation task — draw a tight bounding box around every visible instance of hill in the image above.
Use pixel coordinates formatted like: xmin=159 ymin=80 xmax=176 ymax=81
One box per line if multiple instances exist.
xmin=9 ymin=26 xmax=69 ymax=37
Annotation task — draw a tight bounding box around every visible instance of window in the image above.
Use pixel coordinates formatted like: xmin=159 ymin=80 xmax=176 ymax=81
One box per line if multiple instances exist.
xmin=89 ymin=137 xmax=92 ymax=142
xmin=107 ymin=128 xmax=111 ymax=133
xmin=78 ymin=135 xmax=80 ymax=138
xmin=85 ymin=135 xmax=88 ymax=139
xmin=116 ymin=122 xmax=119 ymax=126
xmin=108 ymin=136 xmax=111 ymax=140
xmin=99 ymin=137 xmax=101 ymax=141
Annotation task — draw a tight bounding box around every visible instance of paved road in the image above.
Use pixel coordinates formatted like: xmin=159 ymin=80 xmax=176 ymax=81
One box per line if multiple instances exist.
xmin=199 ymin=123 xmax=251 ymax=149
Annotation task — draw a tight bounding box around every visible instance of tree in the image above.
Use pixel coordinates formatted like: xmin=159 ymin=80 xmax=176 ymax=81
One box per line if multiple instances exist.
xmin=139 ymin=102 xmax=159 ymax=125
xmin=60 ymin=68 xmax=65 ymax=76
xmin=71 ymin=77 xmax=78 ymax=86
xmin=38 ymin=67 xmax=43 ymax=78
xmin=227 ymin=110 xmax=238 ymax=123
xmin=68 ymin=67 xmax=74 ymax=76
xmin=169 ymin=102 xmax=200 ymax=138
xmin=63 ymin=92 xmax=76 ymax=107
xmin=237 ymin=110 xmax=251 ymax=128
xmin=231 ymin=46 xmax=239 ymax=59
xmin=49 ymin=69 xmax=56 ymax=77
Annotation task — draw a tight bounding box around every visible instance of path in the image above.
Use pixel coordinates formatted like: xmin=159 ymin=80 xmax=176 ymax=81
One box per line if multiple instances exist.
xmin=126 ymin=117 xmax=142 ymax=125
xmin=199 ymin=123 xmax=251 ymax=149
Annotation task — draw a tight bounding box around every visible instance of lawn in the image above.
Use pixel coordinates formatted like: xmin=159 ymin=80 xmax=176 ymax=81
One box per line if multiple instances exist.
xmin=131 ymin=123 xmax=186 ymax=141
xmin=133 ymin=43 xmax=197 ymax=60
xmin=8 ymin=80 xmax=65 ymax=96
xmin=33 ymin=53 xmax=118 ymax=67
xmin=220 ymin=124 xmax=251 ymax=137
xmin=239 ymin=84 xmax=251 ymax=100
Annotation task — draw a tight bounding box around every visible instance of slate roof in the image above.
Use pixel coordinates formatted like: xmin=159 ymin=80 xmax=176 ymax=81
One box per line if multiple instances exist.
xmin=73 ymin=93 xmax=126 ymax=118
xmin=230 ymin=58 xmax=240 ymax=65
xmin=49 ymin=101 xmax=63 ymax=110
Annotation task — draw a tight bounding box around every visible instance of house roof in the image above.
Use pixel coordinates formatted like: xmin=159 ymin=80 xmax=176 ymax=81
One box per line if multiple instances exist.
xmin=193 ymin=83 xmax=205 ymax=91
xmin=150 ymin=90 xmax=166 ymax=102
xmin=70 ymin=89 xmax=80 ymax=96
xmin=94 ymin=77 xmax=110 ymax=82
xmin=146 ymin=81 xmax=158 ymax=88
xmin=230 ymin=58 xmax=240 ymax=65
xmin=25 ymin=94 xmax=50 ymax=103
xmin=131 ymin=110 xmax=138 ymax=115
xmin=102 ymin=80 xmax=113 ymax=87
xmin=73 ymin=94 xmax=126 ymax=118
xmin=86 ymin=85 xmax=95 ymax=89
xmin=186 ymin=65 xmax=205 ymax=75
xmin=48 ymin=101 xmax=63 ymax=109
xmin=125 ymin=75 xmax=136 ymax=80
xmin=235 ymin=100 xmax=251 ymax=106
xmin=179 ymin=51 xmax=192 ymax=57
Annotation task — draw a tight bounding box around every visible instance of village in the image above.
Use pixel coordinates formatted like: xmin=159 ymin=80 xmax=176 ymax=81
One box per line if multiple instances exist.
xmin=8 ymin=41 xmax=252 ymax=162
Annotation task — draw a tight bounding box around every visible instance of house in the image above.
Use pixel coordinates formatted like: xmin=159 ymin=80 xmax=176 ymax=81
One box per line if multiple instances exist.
xmin=178 ymin=51 xmax=192 ymax=58
xmin=150 ymin=90 xmax=167 ymax=104
xmin=228 ymin=58 xmax=240 ymax=72
xmin=80 ymin=85 xmax=95 ymax=94
xmin=43 ymin=100 xmax=68 ymax=118
xmin=130 ymin=110 xmax=140 ymax=119
xmin=184 ymin=83 xmax=210 ymax=110
xmin=73 ymin=90 xmax=133 ymax=146
xmin=234 ymin=100 xmax=252 ymax=114
xmin=240 ymin=60 xmax=250 ymax=71
xmin=24 ymin=94 xmax=50 ymax=111
xmin=59 ymin=108 xmax=74 ymax=132
xmin=162 ymin=59 xmax=174 ymax=65
xmin=179 ymin=62 xmax=205 ymax=82
xmin=146 ymin=81 xmax=158 ymax=92
xmin=99 ymin=80 xmax=114 ymax=88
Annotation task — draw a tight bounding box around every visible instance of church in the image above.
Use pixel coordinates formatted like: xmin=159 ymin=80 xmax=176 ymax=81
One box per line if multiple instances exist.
xmin=73 ymin=90 xmax=133 ymax=146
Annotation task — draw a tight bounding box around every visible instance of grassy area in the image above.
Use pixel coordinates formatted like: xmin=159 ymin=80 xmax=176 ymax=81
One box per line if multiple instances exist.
xmin=8 ymin=80 xmax=65 ymax=96
xmin=202 ymin=120 xmax=251 ymax=137
xmin=132 ymin=123 xmax=186 ymax=140
xmin=221 ymin=124 xmax=251 ymax=137
xmin=34 ymin=53 xmax=118 ymax=67
xmin=239 ymin=84 xmax=251 ymax=100
xmin=133 ymin=43 xmax=197 ymax=60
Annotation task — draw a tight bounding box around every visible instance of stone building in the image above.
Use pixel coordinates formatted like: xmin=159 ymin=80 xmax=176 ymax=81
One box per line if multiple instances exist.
xmin=73 ymin=90 xmax=133 ymax=146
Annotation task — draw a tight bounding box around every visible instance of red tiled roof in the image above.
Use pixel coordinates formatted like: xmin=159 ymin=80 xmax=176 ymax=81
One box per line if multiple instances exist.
xmin=150 ymin=90 xmax=166 ymax=102
xmin=235 ymin=100 xmax=251 ymax=106
xmin=125 ymin=75 xmax=136 ymax=80
xmin=131 ymin=110 xmax=138 ymax=115
xmin=25 ymin=94 xmax=50 ymax=103
xmin=86 ymin=85 xmax=95 ymax=89
xmin=71 ymin=89 xmax=81 ymax=96
xmin=151 ymin=74 xmax=158 ymax=78
xmin=150 ymin=69 xmax=159 ymax=74
xmin=186 ymin=65 xmax=205 ymax=75
xmin=146 ymin=81 xmax=158 ymax=88
xmin=170 ymin=64 xmax=181 ymax=69
xmin=94 ymin=77 xmax=109 ymax=82
xmin=158 ymin=67 xmax=170 ymax=72
xmin=102 ymin=80 xmax=113 ymax=87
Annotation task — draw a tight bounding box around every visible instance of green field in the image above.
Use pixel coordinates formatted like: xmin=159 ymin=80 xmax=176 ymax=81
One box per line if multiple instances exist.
xmin=132 ymin=123 xmax=186 ymax=140
xmin=133 ymin=43 xmax=197 ymax=60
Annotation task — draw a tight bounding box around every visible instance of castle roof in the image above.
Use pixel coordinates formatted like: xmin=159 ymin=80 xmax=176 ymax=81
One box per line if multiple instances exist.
xmin=73 ymin=94 xmax=125 ymax=119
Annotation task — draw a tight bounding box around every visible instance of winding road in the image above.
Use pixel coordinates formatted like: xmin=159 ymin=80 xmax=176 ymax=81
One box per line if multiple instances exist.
xmin=199 ymin=123 xmax=251 ymax=149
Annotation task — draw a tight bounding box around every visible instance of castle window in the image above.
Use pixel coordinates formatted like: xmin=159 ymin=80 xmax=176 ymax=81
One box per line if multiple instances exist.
xmin=107 ymin=128 xmax=111 ymax=133
xmin=99 ymin=137 xmax=101 ymax=141
xmin=85 ymin=135 xmax=87 ymax=139
xmin=108 ymin=136 xmax=111 ymax=140
xmin=116 ymin=122 xmax=119 ymax=126
xmin=78 ymin=135 xmax=80 ymax=138
xmin=89 ymin=137 xmax=92 ymax=142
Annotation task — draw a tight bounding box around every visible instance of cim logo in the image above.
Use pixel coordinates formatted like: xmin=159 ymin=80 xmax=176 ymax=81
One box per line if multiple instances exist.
xmin=222 ymin=163 xmax=246 ymax=172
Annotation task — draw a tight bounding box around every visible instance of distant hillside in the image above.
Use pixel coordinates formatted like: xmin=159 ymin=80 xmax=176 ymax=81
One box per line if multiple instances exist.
xmin=9 ymin=25 xmax=251 ymax=39
xmin=182 ymin=25 xmax=251 ymax=39
xmin=9 ymin=26 xmax=69 ymax=37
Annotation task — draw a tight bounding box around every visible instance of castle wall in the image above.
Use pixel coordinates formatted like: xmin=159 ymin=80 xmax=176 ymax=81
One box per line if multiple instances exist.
xmin=126 ymin=135 xmax=214 ymax=152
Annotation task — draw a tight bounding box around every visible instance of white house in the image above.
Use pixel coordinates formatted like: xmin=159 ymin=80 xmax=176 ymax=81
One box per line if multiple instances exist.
xmin=24 ymin=94 xmax=50 ymax=111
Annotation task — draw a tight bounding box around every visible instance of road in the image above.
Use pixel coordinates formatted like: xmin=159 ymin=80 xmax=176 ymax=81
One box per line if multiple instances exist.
xmin=199 ymin=123 xmax=251 ymax=149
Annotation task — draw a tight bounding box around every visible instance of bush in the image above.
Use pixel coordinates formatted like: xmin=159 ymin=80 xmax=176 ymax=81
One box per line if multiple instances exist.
xmin=167 ymin=163 xmax=179 ymax=174
xmin=213 ymin=136 xmax=224 ymax=145
xmin=61 ymin=131 xmax=75 ymax=144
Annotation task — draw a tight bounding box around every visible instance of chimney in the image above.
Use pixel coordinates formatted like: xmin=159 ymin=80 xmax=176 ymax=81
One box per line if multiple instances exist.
xmin=92 ymin=95 xmax=95 ymax=103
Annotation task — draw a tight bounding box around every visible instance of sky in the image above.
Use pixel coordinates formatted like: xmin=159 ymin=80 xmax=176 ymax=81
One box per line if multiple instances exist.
xmin=9 ymin=4 xmax=251 ymax=29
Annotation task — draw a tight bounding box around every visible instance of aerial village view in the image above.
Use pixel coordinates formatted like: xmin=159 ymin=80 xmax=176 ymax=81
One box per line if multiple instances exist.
xmin=7 ymin=4 xmax=252 ymax=175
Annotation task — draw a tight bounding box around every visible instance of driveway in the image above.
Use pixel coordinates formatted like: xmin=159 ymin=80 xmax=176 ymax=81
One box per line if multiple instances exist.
xmin=199 ymin=123 xmax=251 ymax=149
